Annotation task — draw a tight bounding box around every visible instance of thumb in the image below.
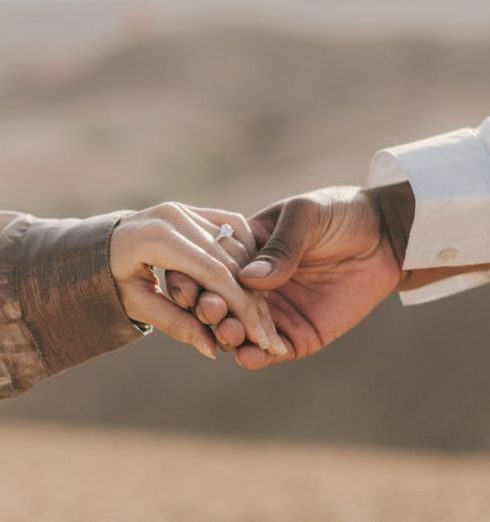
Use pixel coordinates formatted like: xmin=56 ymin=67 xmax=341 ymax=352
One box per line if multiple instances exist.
xmin=239 ymin=202 xmax=309 ymax=290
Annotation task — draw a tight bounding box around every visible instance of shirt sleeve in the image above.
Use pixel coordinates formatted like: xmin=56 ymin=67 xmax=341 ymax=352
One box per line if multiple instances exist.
xmin=368 ymin=117 xmax=490 ymax=305
xmin=0 ymin=211 xmax=149 ymax=399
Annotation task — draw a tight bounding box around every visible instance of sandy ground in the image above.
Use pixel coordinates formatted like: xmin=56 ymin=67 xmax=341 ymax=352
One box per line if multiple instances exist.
xmin=0 ymin=421 xmax=489 ymax=522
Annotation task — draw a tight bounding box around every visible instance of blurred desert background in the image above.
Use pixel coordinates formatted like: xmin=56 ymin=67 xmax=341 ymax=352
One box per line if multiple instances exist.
xmin=1 ymin=1 xmax=490 ymax=520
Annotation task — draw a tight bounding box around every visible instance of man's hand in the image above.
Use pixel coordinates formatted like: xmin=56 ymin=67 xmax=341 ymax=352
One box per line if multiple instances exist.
xmin=167 ymin=185 xmax=413 ymax=368
xmin=234 ymin=186 xmax=404 ymax=368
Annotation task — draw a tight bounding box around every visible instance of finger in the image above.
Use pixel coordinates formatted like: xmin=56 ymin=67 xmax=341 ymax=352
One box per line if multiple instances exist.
xmin=187 ymin=206 xmax=257 ymax=257
xmin=176 ymin=205 xmax=251 ymax=268
xmin=235 ymin=335 xmax=295 ymax=370
xmin=124 ymin=284 xmax=217 ymax=360
xmin=215 ymin=317 xmax=246 ymax=349
xmin=195 ymin=291 xmax=228 ymax=325
xmin=154 ymin=203 xmax=243 ymax=277
xmin=265 ymin=289 xmax=323 ymax=360
xmin=196 ymin=290 xmax=286 ymax=356
xmin=240 ymin=200 xmax=311 ymax=291
xmin=143 ymin=227 xmax=273 ymax=350
xmin=166 ymin=271 xmax=201 ymax=308
xmin=254 ymin=291 xmax=288 ymax=355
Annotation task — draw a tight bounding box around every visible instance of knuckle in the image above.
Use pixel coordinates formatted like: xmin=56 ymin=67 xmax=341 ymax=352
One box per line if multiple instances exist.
xmin=291 ymin=196 xmax=322 ymax=223
xmin=262 ymin=236 xmax=295 ymax=261
xmin=285 ymin=196 xmax=317 ymax=220
xmin=139 ymin=222 xmax=174 ymax=260
xmin=230 ymin=212 xmax=248 ymax=228
xmin=140 ymin=220 xmax=166 ymax=240
xmin=289 ymin=195 xmax=316 ymax=210
xmin=233 ymin=213 xmax=254 ymax=239
xmin=206 ymin=260 xmax=231 ymax=281
xmin=222 ymin=212 xmax=248 ymax=237
xmin=154 ymin=201 xmax=181 ymax=220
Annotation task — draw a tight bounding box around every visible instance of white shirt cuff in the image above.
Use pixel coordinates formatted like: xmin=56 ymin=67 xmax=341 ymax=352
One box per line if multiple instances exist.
xmin=368 ymin=117 xmax=490 ymax=305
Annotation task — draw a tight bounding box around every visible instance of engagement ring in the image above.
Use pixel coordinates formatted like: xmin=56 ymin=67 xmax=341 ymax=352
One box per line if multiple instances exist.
xmin=215 ymin=223 xmax=234 ymax=242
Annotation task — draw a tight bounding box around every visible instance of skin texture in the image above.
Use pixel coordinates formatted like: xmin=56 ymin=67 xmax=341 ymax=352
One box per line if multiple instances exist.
xmin=167 ymin=186 xmax=403 ymax=370
xmin=110 ymin=202 xmax=280 ymax=360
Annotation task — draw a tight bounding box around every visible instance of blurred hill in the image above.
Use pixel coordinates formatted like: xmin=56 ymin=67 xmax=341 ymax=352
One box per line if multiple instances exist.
xmin=1 ymin=29 xmax=489 ymax=216
xmin=1 ymin=0 xmax=490 ymax=60
xmin=1 ymin=28 xmax=490 ymax=451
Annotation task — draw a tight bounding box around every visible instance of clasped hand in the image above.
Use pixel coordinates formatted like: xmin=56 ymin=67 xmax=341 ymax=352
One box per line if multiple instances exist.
xmin=110 ymin=187 xmax=402 ymax=370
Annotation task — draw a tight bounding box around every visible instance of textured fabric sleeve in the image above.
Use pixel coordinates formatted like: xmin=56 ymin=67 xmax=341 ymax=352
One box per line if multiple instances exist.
xmin=0 ymin=211 xmax=148 ymax=398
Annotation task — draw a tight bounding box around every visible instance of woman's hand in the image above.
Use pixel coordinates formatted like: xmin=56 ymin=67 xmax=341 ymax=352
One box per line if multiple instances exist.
xmin=110 ymin=202 xmax=285 ymax=360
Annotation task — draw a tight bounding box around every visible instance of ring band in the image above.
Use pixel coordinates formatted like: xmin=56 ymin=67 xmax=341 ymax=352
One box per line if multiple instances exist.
xmin=215 ymin=223 xmax=234 ymax=242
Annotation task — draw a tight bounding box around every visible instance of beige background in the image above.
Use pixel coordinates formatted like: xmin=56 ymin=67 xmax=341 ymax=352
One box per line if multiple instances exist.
xmin=0 ymin=2 xmax=490 ymax=520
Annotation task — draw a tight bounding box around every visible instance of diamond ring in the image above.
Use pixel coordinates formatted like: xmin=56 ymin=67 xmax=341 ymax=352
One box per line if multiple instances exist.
xmin=215 ymin=223 xmax=234 ymax=243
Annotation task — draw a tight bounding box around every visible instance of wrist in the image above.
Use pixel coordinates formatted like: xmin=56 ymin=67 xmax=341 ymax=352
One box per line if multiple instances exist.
xmin=366 ymin=182 xmax=415 ymax=289
xmin=17 ymin=212 xmax=144 ymax=376
xmin=367 ymin=182 xmax=490 ymax=293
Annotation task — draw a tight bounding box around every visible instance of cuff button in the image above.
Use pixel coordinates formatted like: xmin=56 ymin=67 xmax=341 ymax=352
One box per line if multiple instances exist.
xmin=438 ymin=248 xmax=458 ymax=262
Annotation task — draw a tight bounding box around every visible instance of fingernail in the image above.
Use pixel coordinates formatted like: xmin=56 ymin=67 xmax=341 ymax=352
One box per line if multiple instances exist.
xmin=257 ymin=298 xmax=278 ymax=351
xmin=195 ymin=305 xmax=209 ymax=324
xmin=241 ymin=261 xmax=273 ymax=279
xmin=198 ymin=342 xmax=216 ymax=360
xmin=255 ymin=324 xmax=270 ymax=350
xmin=273 ymin=337 xmax=288 ymax=356
xmin=171 ymin=286 xmax=190 ymax=308
xmin=256 ymin=295 xmax=281 ymax=353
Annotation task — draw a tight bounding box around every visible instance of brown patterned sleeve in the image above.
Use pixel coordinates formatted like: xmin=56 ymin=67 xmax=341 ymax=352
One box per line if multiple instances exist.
xmin=0 ymin=211 xmax=147 ymax=399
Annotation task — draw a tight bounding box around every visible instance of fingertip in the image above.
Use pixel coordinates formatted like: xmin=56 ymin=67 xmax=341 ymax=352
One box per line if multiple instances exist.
xmin=196 ymin=292 xmax=228 ymax=325
xmin=239 ymin=260 xmax=273 ymax=288
xmin=241 ymin=260 xmax=273 ymax=279
xmin=141 ymin=290 xmax=218 ymax=361
xmin=235 ymin=335 xmax=295 ymax=369
xmin=169 ymin=286 xmax=191 ymax=308
xmin=219 ymin=343 xmax=237 ymax=353
xmin=195 ymin=305 xmax=208 ymax=324
xmin=235 ymin=345 xmax=273 ymax=370
xmin=215 ymin=317 xmax=246 ymax=348
xmin=181 ymin=280 xmax=200 ymax=307
xmin=199 ymin=344 xmax=218 ymax=360
xmin=166 ymin=272 xmax=200 ymax=308
xmin=239 ymin=264 xmax=280 ymax=291
xmin=235 ymin=352 xmax=246 ymax=368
